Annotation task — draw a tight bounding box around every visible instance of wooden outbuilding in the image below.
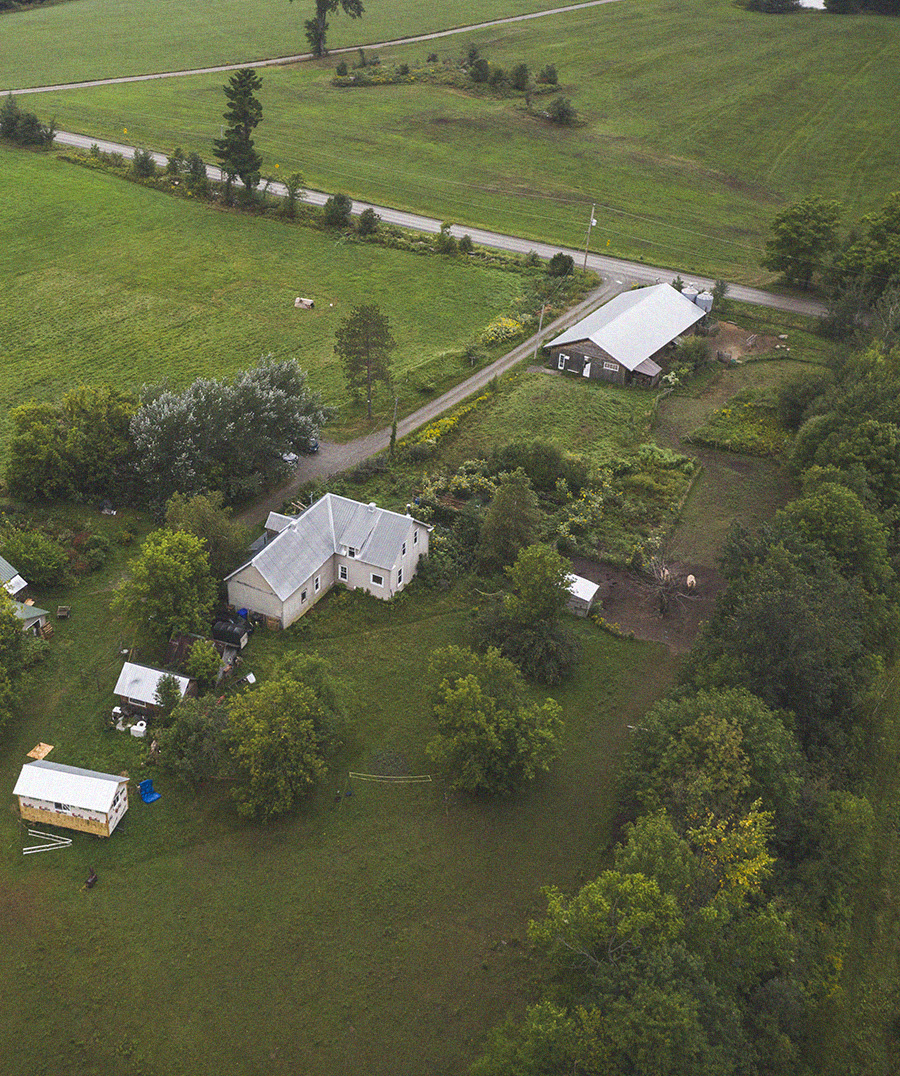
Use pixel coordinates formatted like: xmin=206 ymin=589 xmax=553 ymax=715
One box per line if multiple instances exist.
xmin=546 ymin=283 xmax=706 ymax=389
xmin=13 ymin=760 xmax=129 ymax=837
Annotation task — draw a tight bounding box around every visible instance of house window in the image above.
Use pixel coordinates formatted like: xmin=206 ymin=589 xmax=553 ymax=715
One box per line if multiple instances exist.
xmin=339 ymin=565 xmax=348 ymax=581
xmin=371 ymin=573 xmax=384 ymax=587
xmin=413 ymin=529 xmax=418 ymax=545
xmin=348 ymin=546 xmax=357 ymax=558
xmin=314 ymin=576 xmax=320 ymax=593
xmin=398 ymin=566 xmax=403 ymax=585
xmin=402 ymin=541 xmax=407 ymax=557
xmin=301 ymin=589 xmax=308 ymax=603
xmin=557 ymin=353 xmax=568 ymax=370
xmin=603 ymin=361 xmax=618 ymax=372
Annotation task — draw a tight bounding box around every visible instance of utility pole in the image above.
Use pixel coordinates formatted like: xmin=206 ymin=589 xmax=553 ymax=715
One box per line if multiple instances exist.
xmin=582 ymin=203 xmax=597 ymax=271
xmin=532 ymin=303 xmax=547 ymax=365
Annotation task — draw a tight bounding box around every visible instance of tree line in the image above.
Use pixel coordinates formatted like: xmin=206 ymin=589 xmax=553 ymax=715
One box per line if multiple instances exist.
xmin=5 ymin=357 xmax=329 ymax=508
xmin=470 ymin=341 xmax=900 ymax=1066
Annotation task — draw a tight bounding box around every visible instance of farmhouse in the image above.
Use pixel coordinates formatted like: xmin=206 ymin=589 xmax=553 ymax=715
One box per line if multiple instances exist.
xmin=225 ymin=493 xmax=432 ymax=628
xmin=1 ymin=554 xmax=27 ymax=598
xmin=547 ymin=283 xmax=707 ymax=388
xmin=114 ymin=662 xmax=195 ymax=713
xmin=13 ymin=760 xmax=129 ymax=836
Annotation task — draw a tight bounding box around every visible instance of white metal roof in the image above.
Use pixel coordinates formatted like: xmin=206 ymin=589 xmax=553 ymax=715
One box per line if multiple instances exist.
xmin=0 ymin=554 xmax=27 ymax=596
xmin=13 ymin=760 xmax=127 ymax=813
xmin=227 ymin=494 xmax=431 ymax=601
xmin=567 ymin=574 xmax=601 ymax=604
xmin=547 ymin=283 xmax=705 ymax=372
xmin=114 ymin=662 xmax=191 ymax=706
xmin=264 ymin=511 xmax=295 ymax=533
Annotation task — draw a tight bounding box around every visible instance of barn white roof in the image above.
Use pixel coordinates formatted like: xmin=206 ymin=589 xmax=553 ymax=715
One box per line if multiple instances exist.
xmin=547 ymin=283 xmax=705 ymax=371
xmin=227 ymin=494 xmax=431 ymax=601
xmin=13 ymin=760 xmax=127 ymax=813
xmin=114 ymin=662 xmax=191 ymax=706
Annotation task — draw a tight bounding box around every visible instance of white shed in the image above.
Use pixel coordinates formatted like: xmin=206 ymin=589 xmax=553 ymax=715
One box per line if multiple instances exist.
xmin=13 ymin=760 xmax=129 ymax=837
xmin=114 ymin=662 xmax=195 ymax=712
xmin=566 ymin=573 xmax=601 ymax=617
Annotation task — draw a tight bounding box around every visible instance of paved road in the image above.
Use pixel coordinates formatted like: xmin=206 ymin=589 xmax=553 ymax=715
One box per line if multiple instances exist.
xmin=234 ymin=277 xmax=622 ymax=525
xmin=46 ymin=127 xmax=823 ymax=527
xmin=51 ymin=128 xmax=825 ymax=322
xmin=6 ymin=1 xmax=623 ymax=95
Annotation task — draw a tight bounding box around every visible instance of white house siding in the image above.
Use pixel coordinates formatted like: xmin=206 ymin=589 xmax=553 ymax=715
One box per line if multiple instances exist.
xmin=229 ymin=512 xmax=432 ymax=626
xmin=107 ymin=786 xmax=129 ymax=834
xmin=227 ymin=564 xmax=283 ymax=621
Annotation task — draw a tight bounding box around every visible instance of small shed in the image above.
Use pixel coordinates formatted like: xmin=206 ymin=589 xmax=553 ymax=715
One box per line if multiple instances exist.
xmin=566 ymin=574 xmax=601 ymax=617
xmin=13 ymin=760 xmax=129 ymax=836
xmin=113 ymin=662 xmax=195 ymax=712
xmin=13 ymin=601 xmax=49 ymax=636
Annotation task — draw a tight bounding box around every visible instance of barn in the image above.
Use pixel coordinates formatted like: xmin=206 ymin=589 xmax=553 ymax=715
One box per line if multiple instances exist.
xmin=13 ymin=760 xmax=129 ymax=837
xmin=546 ymin=283 xmax=707 ymax=388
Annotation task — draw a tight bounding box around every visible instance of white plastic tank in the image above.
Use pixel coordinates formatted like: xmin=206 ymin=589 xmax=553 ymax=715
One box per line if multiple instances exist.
xmin=696 ymin=290 xmax=714 ymax=313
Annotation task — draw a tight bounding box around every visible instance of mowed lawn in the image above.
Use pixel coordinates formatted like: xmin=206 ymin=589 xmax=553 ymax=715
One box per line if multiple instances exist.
xmin=16 ymin=0 xmax=900 ymax=282
xmin=0 ymin=0 xmax=571 ymax=87
xmin=0 ymin=144 xmax=531 ymax=447
xmin=0 ymin=511 xmax=680 ymax=1076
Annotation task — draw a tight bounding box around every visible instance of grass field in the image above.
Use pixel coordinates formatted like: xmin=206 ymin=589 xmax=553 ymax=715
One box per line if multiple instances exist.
xmin=0 ymin=143 xmax=539 ymax=448
xmin=15 ymin=0 xmax=900 ymax=282
xmin=445 ymin=366 xmax=657 ymax=469
xmin=656 ymin=359 xmax=815 ymax=564
xmin=0 ymin=0 xmax=571 ymax=87
xmin=0 ymin=502 xmax=680 ymax=1076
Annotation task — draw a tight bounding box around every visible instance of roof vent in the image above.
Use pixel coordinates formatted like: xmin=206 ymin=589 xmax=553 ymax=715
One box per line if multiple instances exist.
xmin=368 ymin=502 xmax=377 ymax=512
xmin=406 ymin=504 xmax=411 ymax=515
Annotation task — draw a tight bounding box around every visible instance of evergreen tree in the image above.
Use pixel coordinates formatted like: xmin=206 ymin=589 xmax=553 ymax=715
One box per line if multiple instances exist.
xmin=212 ymin=68 xmax=264 ymax=199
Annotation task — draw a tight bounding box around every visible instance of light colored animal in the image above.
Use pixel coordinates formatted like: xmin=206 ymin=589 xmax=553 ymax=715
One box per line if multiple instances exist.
xmin=686 ymin=574 xmax=696 ymax=590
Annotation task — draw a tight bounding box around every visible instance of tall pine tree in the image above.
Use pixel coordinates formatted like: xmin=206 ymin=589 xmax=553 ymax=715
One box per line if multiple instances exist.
xmin=212 ymin=68 xmax=263 ymax=200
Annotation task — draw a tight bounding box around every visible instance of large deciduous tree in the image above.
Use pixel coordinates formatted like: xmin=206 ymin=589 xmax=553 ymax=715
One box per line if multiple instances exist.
xmin=5 ymin=385 xmax=136 ymax=502
xmin=334 ymin=303 xmax=395 ymax=418
xmin=425 ymin=646 xmax=563 ymax=794
xmin=761 ymin=195 xmax=842 ymax=289
xmin=212 ymin=68 xmax=264 ymax=199
xmin=131 ymin=356 xmax=328 ymax=504
xmin=113 ymin=529 xmax=217 ymax=642
xmin=226 ymin=655 xmax=339 ymax=819
xmin=478 ymin=467 xmax=540 ymax=567
xmin=292 ymin=0 xmax=365 ymax=58
xmin=164 ymin=491 xmax=250 ymax=580
xmin=477 ymin=543 xmax=582 ymax=685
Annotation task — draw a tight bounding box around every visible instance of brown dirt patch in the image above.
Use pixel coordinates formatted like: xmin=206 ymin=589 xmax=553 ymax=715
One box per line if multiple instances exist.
xmin=711 ymin=320 xmax=781 ymax=362
xmin=571 ymin=556 xmax=726 ymax=654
